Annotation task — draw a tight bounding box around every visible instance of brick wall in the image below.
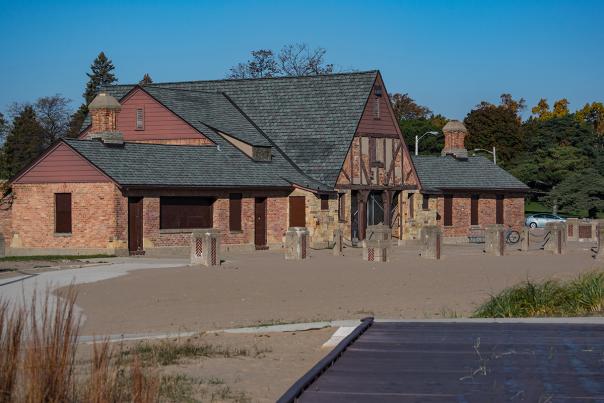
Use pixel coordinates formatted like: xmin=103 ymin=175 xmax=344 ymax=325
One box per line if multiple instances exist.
xmin=90 ymin=109 xmax=118 ymax=133
xmin=289 ymin=188 xmax=339 ymax=248
xmin=9 ymin=183 xmax=126 ymax=253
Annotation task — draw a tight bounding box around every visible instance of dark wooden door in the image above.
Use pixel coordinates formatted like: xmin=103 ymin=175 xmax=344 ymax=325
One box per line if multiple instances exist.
xmin=128 ymin=197 xmax=144 ymax=254
xmin=289 ymin=196 xmax=306 ymax=227
xmin=254 ymin=197 xmax=267 ymax=249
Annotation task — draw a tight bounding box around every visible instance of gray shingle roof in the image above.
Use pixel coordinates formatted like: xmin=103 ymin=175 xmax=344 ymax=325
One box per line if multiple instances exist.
xmin=412 ymin=155 xmax=529 ymax=192
xmin=64 ymin=138 xmax=328 ymax=189
xmin=83 ymin=71 xmax=378 ymax=187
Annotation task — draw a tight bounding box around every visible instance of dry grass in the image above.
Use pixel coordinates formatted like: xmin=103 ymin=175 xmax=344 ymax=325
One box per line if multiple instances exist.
xmin=0 ymin=287 xmax=160 ymax=403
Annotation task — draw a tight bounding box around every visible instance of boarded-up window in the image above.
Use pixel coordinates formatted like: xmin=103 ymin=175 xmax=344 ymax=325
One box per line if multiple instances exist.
xmin=408 ymin=193 xmax=414 ymax=219
xmin=471 ymin=194 xmax=479 ymax=225
xmin=55 ymin=193 xmax=72 ymax=233
xmin=496 ymin=195 xmax=504 ymax=224
xmin=229 ymin=193 xmax=242 ymax=231
xmin=422 ymin=194 xmax=430 ymax=210
xmin=338 ymin=193 xmax=346 ymax=222
xmin=136 ymin=108 xmax=144 ymax=130
xmin=289 ymin=196 xmax=305 ymax=227
xmin=444 ymin=195 xmax=453 ymax=226
xmin=160 ymin=197 xmax=213 ymax=229
xmin=320 ymin=195 xmax=329 ymax=210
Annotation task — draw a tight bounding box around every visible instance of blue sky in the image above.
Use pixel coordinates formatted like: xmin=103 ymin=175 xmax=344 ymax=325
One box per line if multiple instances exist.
xmin=1 ymin=0 xmax=603 ymax=119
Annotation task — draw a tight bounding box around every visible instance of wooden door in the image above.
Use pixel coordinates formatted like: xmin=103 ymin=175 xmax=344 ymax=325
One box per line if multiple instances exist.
xmin=254 ymin=197 xmax=267 ymax=249
xmin=128 ymin=197 xmax=144 ymax=254
xmin=289 ymin=196 xmax=306 ymax=227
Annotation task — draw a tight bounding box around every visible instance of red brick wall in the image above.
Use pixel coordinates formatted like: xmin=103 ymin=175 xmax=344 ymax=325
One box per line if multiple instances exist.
xmin=436 ymin=193 xmax=524 ymax=238
xmin=443 ymin=130 xmax=467 ymax=152
xmin=142 ymin=193 xmax=289 ymax=249
xmin=90 ymin=109 xmax=118 ymax=133
xmin=10 ymin=183 xmax=126 ymax=250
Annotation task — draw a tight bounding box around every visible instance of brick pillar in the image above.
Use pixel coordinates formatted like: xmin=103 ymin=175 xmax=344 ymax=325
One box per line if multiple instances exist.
xmin=566 ymin=218 xmax=578 ymax=241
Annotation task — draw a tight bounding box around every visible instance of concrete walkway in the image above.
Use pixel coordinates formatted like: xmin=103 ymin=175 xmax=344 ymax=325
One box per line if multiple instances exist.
xmin=0 ymin=257 xmax=188 ymax=323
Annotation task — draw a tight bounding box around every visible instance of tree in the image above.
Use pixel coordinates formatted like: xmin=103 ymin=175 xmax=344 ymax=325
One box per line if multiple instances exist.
xmin=0 ymin=112 xmax=6 ymax=141
xmin=543 ymin=169 xmax=604 ymax=216
xmin=139 ymin=73 xmax=153 ymax=85
xmin=68 ymin=52 xmax=118 ymax=138
xmin=576 ymin=102 xmax=604 ymax=135
xmin=227 ymin=44 xmax=336 ymax=79
xmin=552 ymin=98 xmax=570 ymax=118
xmin=464 ymin=97 xmax=523 ymax=164
xmin=390 ymin=93 xmax=432 ymax=121
xmin=84 ymin=52 xmax=117 ymax=104
xmin=34 ymin=95 xmax=71 ymax=145
xmin=0 ymin=106 xmax=45 ymax=179
xmin=228 ymin=49 xmax=279 ymax=79
xmin=278 ymin=43 xmax=333 ymax=76
xmin=399 ymin=115 xmax=447 ymax=155
xmin=531 ymin=98 xmax=552 ymax=121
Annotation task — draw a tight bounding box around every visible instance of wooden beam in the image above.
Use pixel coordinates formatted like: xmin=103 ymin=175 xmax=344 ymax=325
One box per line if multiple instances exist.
xmin=385 ymin=142 xmax=403 ymax=186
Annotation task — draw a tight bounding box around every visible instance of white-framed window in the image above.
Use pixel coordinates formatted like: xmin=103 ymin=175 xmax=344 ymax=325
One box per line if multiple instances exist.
xmin=135 ymin=108 xmax=144 ymax=130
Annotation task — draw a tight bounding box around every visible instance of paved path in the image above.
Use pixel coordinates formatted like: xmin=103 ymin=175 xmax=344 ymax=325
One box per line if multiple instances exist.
xmin=0 ymin=258 xmax=188 ymax=324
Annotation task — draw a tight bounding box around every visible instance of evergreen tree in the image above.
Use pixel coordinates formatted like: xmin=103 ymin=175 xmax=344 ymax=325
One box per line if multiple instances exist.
xmin=0 ymin=106 xmax=45 ymax=179
xmin=84 ymin=51 xmax=117 ymax=104
xmin=139 ymin=73 xmax=153 ymax=85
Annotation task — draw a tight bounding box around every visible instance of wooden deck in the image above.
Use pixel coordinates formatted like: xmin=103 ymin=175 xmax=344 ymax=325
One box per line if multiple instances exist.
xmin=285 ymin=321 xmax=604 ymax=402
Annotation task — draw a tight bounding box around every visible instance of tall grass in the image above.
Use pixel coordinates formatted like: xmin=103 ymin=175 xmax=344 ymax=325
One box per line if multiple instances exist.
xmin=0 ymin=287 xmax=160 ymax=402
xmin=474 ymin=271 xmax=604 ymax=318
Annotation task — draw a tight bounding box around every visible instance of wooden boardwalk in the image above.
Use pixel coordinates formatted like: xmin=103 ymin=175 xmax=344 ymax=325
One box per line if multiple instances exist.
xmin=284 ymin=321 xmax=604 ymax=402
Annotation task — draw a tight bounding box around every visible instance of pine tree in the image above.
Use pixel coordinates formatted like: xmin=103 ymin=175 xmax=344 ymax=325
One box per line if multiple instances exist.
xmin=139 ymin=73 xmax=153 ymax=85
xmin=83 ymin=51 xmax=117 ymax=104
xmin=0 ymin=106 xmax=45 ymax=179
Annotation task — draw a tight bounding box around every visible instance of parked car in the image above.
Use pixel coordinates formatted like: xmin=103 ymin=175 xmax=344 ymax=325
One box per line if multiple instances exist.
xmin=525 ymin=213 xmax=566 ymax=228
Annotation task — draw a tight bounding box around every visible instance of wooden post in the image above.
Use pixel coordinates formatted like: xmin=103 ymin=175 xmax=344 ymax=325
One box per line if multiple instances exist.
xmin=382 ymin=190 xmax=391 ymax=227
xmin=358 ymin=190 xmax=369 ymax=241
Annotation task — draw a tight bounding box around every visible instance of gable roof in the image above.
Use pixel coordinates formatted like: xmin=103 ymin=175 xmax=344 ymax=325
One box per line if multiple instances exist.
xmin=63 ymin=138 xmax=328 ymax=189
xmin=412 ymin=155 xmax=529 ymax=192
xmin=84 ymin=71 xmax=379 ymax=186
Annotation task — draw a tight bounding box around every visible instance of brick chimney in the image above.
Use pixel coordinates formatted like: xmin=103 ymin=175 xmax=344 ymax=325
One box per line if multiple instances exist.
xmin=88 ymin=93 xmax=123 ymax=144
xmin=441 ymin=120 xmax=468 ymax=159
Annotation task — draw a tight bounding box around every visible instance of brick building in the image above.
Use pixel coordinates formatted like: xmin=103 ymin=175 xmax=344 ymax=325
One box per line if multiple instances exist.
xmin=5 ymin=71 xmax=527 ymax=256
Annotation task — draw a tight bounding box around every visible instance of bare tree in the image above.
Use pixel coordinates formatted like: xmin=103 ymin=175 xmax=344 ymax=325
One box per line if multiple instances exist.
xmin=227 ymin=44 xmax=336 ymax=79
xmin=34 ymin=95 xmax=72 ymax=145
xmin=278 ymin=43 xmax=334 ymax=76
xmin=227 ymin=49 xmax=279 ymax=79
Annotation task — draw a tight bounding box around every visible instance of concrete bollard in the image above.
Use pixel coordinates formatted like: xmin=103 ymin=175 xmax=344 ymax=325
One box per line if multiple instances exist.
xmin=363 ymin=238 xmax=389 ymax=262
xmin=545 ymin=222 xmax=566 ymax=255
xmin=596 ymin=223 xmax=604 ymax=261
xmin=420 ymin=225 xmax=442 ymax=260
xmin=285 ymin=227 xmax=309 ymax=260
xmin=366 ymin=224 xmax=392 ymax=242
xmin=521 ymin=227 xmax=530 ymax=252
xmin=333 ymin=228 xmax=343 ymax=256
xmin=190 ymin=229 xmax=221 ymax=267
xmin=566 ymin=218 xmax=579 ymax=241
xmin=484 ymin=224 xmax=505 ymax=256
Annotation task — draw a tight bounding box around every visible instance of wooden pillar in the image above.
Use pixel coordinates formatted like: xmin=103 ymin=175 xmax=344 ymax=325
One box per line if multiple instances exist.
xmin=382 ymin=190 xmax=392 ymax=227
xmin=358 ymin=190 xmax=369 ymax=240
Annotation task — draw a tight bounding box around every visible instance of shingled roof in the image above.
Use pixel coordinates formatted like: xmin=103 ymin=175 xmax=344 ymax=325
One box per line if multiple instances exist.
xmin=412 ymin=155 xmax=529 ymax=192
xmin=84 ymin=71 xmax=379 ymax=187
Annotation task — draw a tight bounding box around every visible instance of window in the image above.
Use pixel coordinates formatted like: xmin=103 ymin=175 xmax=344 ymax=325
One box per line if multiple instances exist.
xmin=496 ymin=195 xmax=504 ymax=224
xmin=136 ymin=108 xmax=144 ymax=130
xmin=55 ymin=193 xmax=72 ymax=234
xmin=422 ymin=194 xmax=430 ymax=210
xmin=160 ymin=197 xmax=213 ymax=230
xmin=229 ymin=193 xmax=242 ymax=231
xmin=338 ymin=193 xmax=346 ymax=222
xmin=444 ymin=194 xmax=453 ymax=226
xmin=320 ymin=194 xmax=329 ymax=210
xmin=471 ymin=194 xmax=479 ymax=226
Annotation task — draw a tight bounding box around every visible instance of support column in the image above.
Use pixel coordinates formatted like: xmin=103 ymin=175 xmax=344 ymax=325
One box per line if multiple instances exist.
xmin=596 ymin=223 xmax=604 ymax=261
xmin=485 ymin=224 xmax=505 ymax=256
xmin=382 ymin=190 xmax=391 ymax=228
xmin=358 ymin=190 xmax=369 ymax=241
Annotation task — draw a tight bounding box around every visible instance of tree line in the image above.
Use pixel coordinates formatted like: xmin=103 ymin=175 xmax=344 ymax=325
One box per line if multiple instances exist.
xmin=1 ymin=46 xmax=602 ymax=216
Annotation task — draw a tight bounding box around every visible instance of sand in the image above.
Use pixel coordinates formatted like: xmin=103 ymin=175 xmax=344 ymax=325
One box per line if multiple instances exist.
xmin=73 ymin=242 xmax=601 ymax=336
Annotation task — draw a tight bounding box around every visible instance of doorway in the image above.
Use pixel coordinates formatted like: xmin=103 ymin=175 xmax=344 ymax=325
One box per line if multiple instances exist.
xmin=254 ymin=197 xmax=267 ymax=249
xmin=128 ymin=197 xmax=144 ymax=254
